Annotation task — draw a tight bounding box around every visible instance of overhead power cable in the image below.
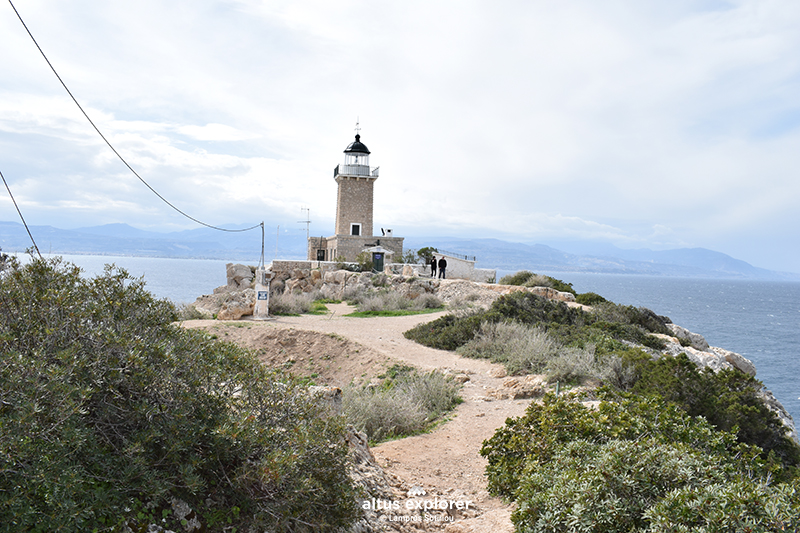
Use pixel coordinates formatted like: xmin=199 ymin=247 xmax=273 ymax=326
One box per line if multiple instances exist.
xmin=8 ymin=0 xmax=262 ymax=236
xmin=1 ymin=169 xmax=42 ymax=258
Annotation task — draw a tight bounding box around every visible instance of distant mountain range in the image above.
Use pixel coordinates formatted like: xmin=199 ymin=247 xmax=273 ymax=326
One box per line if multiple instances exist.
xmin=404 ymin=236 xmax=800 ymax=280
xmin=2 ymin=221 xmax=798 ymax=281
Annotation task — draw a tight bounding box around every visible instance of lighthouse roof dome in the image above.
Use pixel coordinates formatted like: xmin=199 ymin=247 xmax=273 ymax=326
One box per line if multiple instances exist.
xmin=344 ymin=134 xmax=370 ymax=155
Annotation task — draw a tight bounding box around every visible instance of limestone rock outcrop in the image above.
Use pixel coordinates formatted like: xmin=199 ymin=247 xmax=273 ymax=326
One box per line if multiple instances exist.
xmin=226 ymin=263 xmax=254 ymax=290
xmin=191 ymin=263 xmax=260 ymax=319
xmin=216 ymin=289 xmax=255 ymax=320
xmin=666 ymin=323 xmax=710 ymax=351
xmin=485 ymin=283 xmax=576 ymax=303
xmin=655 ymin=327 xmax=756 ymax=377
xmin=758 ymin=389 xmax=798 ymax=442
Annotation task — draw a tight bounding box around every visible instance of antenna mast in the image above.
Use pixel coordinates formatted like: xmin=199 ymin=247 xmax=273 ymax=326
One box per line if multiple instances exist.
xmin=298 ymin=207 xmax=311 ymax=241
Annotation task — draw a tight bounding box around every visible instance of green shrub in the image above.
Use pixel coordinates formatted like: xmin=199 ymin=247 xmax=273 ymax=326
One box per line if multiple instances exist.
xmin=498 ymin=271 xmax=577 ymax=295
xmin=355 ymin=252 xmax=374 ymax=272
xmin=622 ymin=352 xmax=800 ymax=474
xmin=405 ymin=292 xmax=666 ymax=362
xmin=480 ymin=393 xmax=800 ymax=530
xmin=591 ymin=301 xmax=671 ymax=335
xmin=512 ymin=438 xmax=800 ymax=532
xmin=645 ymin=478 xmax=800 ymax=531
xmin=404 ymin=312 xmax=486 ymax=351
xmin=575 ymin=291 xmax=607 ymax=306
xmin=513 ymin=438 xmax=724 ymax=532
xmin=481 ymin=393 xmax=765 ymax=501
xmin=481 ymin=391 xmax=800 ymax=533
xmin=489 ymin=291 xmax=588 ymax=327
xmin=498 ymin=270 xmax=535 ymax=286
xmin=342 ymin=365 xmax=461 ymax=442
xmin=0 ymin=258 xmax=358 ymax=532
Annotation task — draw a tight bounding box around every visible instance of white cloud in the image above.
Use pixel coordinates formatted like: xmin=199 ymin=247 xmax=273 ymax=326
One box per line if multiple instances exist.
xmin=2 ymin=0 xmax=800 ymax=271
xmin=177 ymin=123 xmax=259 ymax=142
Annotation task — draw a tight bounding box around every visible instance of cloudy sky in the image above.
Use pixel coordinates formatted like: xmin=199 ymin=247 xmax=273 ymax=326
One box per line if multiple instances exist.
xmin=1 ymin=1 xmax=799 ymax=272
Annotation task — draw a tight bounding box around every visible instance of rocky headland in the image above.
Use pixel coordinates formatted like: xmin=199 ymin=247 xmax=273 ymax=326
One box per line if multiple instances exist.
xmin=182 ymin=263 xmax=797 ymax=532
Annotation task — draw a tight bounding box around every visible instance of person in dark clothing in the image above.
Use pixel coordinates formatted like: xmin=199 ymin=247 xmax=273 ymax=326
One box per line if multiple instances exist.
xmin=437 ymin=257 xmax=447 ymax=279
xmin=430 ymin=257 xmax=437 ymax=277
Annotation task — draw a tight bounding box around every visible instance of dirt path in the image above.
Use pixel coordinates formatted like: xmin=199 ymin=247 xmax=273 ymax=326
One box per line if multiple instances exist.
xmin=183 ymin=304 xmax=538 ymax=532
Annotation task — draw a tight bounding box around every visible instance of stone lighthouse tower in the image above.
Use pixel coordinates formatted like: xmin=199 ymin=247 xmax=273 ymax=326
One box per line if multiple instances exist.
xmin=334 ymin=133 xmax=376 ymax=238
xmin=308 ymin=129 xmax=404 ymax=263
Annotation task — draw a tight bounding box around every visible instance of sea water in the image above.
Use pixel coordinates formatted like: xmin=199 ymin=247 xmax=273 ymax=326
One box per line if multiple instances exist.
xmin=34 ymin=253 xmax=232 ymax=304
xmin=28 ymin=254 xmax=800 ymax=425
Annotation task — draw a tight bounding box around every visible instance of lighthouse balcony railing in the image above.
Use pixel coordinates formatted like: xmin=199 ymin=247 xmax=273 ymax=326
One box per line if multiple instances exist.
xmin=334 ymin=164 xmax=379 ymax=178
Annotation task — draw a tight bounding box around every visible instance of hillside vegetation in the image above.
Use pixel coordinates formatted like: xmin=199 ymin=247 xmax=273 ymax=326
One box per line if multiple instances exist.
xmin=405 ymin=271 xmax=800 ymax=531
xmin=0 ymin=258 xmax=358 ymax=532
xmin=482 ymin=393 xmax=800 ymax=532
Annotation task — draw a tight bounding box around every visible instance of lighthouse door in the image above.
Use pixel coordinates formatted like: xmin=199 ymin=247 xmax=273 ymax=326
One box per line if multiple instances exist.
xmin=372 ymin=252 xmax=384 ymax=273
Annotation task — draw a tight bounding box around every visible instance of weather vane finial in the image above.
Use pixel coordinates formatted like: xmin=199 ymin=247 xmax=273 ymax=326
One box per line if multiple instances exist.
xmin=354 ymin=118 xmax=361 ymax=135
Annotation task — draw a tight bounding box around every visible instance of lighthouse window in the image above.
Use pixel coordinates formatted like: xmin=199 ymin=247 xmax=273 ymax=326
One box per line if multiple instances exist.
xmin=350 ymin=223 xmax=361 ymax=236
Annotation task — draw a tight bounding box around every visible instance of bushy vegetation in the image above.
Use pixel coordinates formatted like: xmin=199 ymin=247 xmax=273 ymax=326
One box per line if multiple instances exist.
xmin=619 ymin=351 xmax=800 ymax=474
xmin=498 ymin=270 xmax=577 ymax=295
xmin=499 ymin=270 xmax=631 ymax=306
xmin=398 ymin=271 xmax=800 ymax=530
xmin=404 ymin=291 xmax=668 ymax=358
xmin=349 ymin=290 xmax=442 ymax=315
xmin=354 ymin=252 xmax=374 ymax=272
xmin=0 ymin=258 xmax=358 ymax=532
xmin=481 ymin=393 xmax=800 ymax=532
xmin=269 ymin=289 xmax=323 ymax=315
xmin=342 ymin=365 xmax=461 ymax=443
xmin=405 ymin=287 xmax=800 ymax=480
xmin=575 ymin=291 xmax=607 ymax=306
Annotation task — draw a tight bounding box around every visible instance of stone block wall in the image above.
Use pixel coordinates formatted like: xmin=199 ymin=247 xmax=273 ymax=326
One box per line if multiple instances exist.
xmin=335 ymin=176 xmax=375 ymax=237
xmin=307 ymin=235 xmax=405 ymax=262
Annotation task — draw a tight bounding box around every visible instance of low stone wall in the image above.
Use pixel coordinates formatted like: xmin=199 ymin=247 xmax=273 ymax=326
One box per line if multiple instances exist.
xmin=473 ymin=268 xmax=496 ymax=283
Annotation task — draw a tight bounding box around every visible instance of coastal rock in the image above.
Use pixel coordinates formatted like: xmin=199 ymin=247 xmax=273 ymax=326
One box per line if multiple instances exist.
xmin=666 ymin=323 xmax=710 ymax=351
xmin=710 ymin=346 xmax=757 ymax=377
xmin=528 ymin=286 xmax=577 ymax=303
xmin=757 ymin=389 xmax=798 ymax=442
xmin=485 ymin=283 xmax=576 ymax=303
xmin=191 ymin=294 xmax=223 ymax=318
xmin=216 ymin=289 xmax=255 ymax=320
xmin=656 ymin=331 xmax=757 ymax=378
xmin=226 ymin=263 xmax=254 ymax=290
xmin=657 ymin=334 xmax=736 ymax=373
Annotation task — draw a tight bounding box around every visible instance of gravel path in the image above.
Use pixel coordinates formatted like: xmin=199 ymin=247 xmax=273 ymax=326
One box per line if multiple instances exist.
xmin=184 ymin=303 xmax=539 ymax=532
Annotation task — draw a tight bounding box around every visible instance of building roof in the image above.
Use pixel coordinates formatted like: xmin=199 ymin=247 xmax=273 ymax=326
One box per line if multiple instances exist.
xmin=344 ymin=134 xmax=370 ymax=155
